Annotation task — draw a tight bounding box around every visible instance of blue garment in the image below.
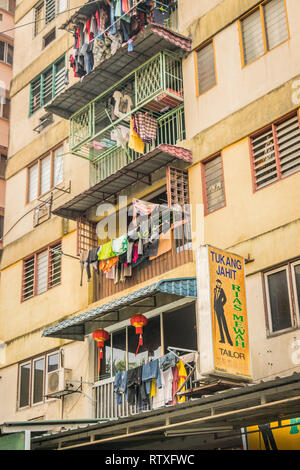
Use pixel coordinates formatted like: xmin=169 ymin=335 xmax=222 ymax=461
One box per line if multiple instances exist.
xmin=142 ymin=359 xmax=162 ymax=395
xmin=114 ymin=370 xmax=128 ymax=405
xmin=159 ymin=352 xmax=178 ymax=372
xmin=109 ymin=1 xmax=117 ymax=35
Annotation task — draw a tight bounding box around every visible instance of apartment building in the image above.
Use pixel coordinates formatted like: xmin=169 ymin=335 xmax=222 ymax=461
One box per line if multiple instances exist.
xmin=0 ymin=0 xmax=300 ymax=451
xmin=0 ymin=0 xmax=15 ymax=250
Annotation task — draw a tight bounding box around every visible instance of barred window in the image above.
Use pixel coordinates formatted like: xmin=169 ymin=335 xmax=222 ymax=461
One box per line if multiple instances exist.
xmin=34 ymin=0 xmax=55 ymax=36
xmin=240 ymin=0 xmax=289 ymax=66
xmin=22 ymin=242 xmax=62 ymax=301
xmin=250 ymin=112 xmax=300 ymax=190
xmin=29 ymin=57 xmax=65 ymax=115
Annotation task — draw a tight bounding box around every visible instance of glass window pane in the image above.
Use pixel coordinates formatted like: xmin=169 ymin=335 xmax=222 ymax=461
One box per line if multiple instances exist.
xmin=40 ymin=155 xmax=51 ymax=194
xmin=163 ymin=304 xmax=197 ymax=354
xmin=0 ymin=41 xmax=4 ymax=61
xmin=19 ymin=363 xmax=30 ymax=407
xmin=33 ymin=358 xmax=45 ymax=403
xmin=7 ymin=44 xmax=13 ymax=65
xmin=128 ymin=316 xmax=161 ymax=369
xmin=267 ymin=269 xmax=292 ymax=332
xmin=36 ymin=250 xmax=48 ymax=294
xmin=47 ymin=352 xmax=59 ymax=372
xmin=294 ymin=264 xmax=300 ymax=314
xmin=54 ymin=146 xmax=64 ymax=185
xmin=112 ymin=329 xmax=126 ymax=376
xmin=28 ymin=163 xmax=38 ymax=202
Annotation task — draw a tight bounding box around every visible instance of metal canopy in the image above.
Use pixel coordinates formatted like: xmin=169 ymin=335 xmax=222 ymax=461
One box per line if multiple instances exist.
xmin=31 ymin=372 xmax=300 ymax=450
xmin=45 ymin=24 xmax=191 ymax=119
xmin=52 ymin=144 xmax=192 ymax=220
xmin=42 ymin=277 xmax=197 ymax=340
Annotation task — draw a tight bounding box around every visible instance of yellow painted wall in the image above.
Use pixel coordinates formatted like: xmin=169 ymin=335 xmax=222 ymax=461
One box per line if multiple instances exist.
xmin=247 ymin=419 xmax=300 ymax=450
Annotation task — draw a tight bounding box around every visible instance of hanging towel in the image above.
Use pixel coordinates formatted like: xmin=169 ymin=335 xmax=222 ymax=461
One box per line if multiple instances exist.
xmin=128 ymin=118 xmax=145 ymax=154
xmin=135 ymin=112 xmax=158 ymax=143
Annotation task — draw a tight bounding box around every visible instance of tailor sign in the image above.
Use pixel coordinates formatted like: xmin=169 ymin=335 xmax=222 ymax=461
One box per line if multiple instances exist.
xmin=197 ymin=245 xmax=251 ymax=380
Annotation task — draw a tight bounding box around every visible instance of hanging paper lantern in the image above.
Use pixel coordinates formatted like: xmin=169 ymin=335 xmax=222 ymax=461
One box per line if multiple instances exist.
xmin=130 ymin=314 xmax=148 ymax=356
xmin=92 ymin=329 xmax=109 ymax=375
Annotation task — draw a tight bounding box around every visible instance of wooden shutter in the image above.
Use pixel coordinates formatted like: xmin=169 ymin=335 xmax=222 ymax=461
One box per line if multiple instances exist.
xmin=196 ymin=42 xmax=216 ymax=95
xmin=166 ymin=167 xmax=190 ymax=207
xmin=22 ymin=256 xmax=35 ymax=300
xmin=54 ymin=146 xmax=64 ymax=185
xmin=204 ymin=155 xmax=225 ymax=213
xmin=40 ymin=155 xmax=51 ymax=195
xmin=264 ymin=0 xmax=288 ymax=50
xmin=276 ymin=114 xmax=300 ymax=177
xmin=251 ymin=128 xmax=278 ymax=189
xmin=36 ymin=250 xmax=48 ymax=295
xmin=241 ymin=8 xmax=264 ymax=65
xmin=28 ymin=163 xmax=38 ymax=202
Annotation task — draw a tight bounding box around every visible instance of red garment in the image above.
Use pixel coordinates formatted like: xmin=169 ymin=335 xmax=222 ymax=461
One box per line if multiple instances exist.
xmin=122 ymin=0 xmax=130 ymax=14
xmin=75 ymin=27 xmax=80 ymax=48
xmin=171 ymin=365 xmax=179 ymax=405
xmin=86 ymin=17 xmax=93 ymax=41
xmin=95 ymin=10 xmax=100 ymax=33
xmin=132 ymin=243 xmax=139 ymax=263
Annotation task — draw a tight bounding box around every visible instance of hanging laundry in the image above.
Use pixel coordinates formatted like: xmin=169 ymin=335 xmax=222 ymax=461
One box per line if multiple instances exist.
xmin=111 ymin=125 xmax=130 ymax=147
xmin=142 ymin=358 xmax=162 ymax=396
xmin=112 ymin=233 xmax=128 ymax=255
xmin=99 ymin=256 xmax=119 ymax=273
xmin=113 ymin=91 xmax=133 ymax=120
xmin=114 ymin=370 xmax=128 ymax=405
xmin=128 ymin=118 xmax=144 ymax=154
xmin=98 ymin=241 xmax=115 ymax=260
xmin=176 ymin=359 xmax=187 ymax=403
xmin=132 ymin=198 xmax=158 ymax=226
xmin=135 ymin=112 xmax=158 ymax=143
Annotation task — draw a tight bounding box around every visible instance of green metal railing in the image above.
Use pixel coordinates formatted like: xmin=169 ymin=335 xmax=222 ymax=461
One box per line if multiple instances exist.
xmin=70 ymin=51 xmax=183 ymax=158
xmin=92 ymin=105 xmax=185 ymax=184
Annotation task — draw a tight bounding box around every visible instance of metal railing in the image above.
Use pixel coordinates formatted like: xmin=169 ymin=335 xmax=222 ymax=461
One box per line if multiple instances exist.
xmin=92 ymin=105 xmax=185 ymax=184
xmin=70 ymin=51 xmax=184 ymax=158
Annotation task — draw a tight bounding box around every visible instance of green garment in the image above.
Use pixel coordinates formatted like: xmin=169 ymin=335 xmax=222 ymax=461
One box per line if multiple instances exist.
xmin=112 ymin=234 xmax=128 ymax=256
xmin=98 ymin=241 xmax=115 ymax=260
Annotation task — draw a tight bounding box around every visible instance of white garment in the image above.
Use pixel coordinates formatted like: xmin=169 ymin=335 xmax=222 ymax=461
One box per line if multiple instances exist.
xmin=113 ymin=91 xmax=133 ymax=121
xmin=152 ymin=368 xmax=173 ymax=409
xmin=111 ymin=125 xmax=130 ymax=146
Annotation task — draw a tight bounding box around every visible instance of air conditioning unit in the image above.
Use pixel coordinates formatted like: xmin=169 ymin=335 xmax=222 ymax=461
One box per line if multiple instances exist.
xmin=46 ymin=368 xmax=72 ymax=398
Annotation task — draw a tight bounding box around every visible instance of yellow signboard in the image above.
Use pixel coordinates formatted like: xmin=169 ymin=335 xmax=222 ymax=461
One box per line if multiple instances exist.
xmin=208 ymin=246 xmax=251 ymax=379
xmin=247 ymin=419 xmax=300 ymax=450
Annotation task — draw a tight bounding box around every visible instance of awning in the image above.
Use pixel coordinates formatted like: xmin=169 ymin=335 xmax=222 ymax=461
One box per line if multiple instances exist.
xmin=42 ymin=277 xmax=197 ymax=341
xmin=52 ymin=144 xmax=192 ymax=220
xmin=45 ymin=24 xmax=191 ymax=119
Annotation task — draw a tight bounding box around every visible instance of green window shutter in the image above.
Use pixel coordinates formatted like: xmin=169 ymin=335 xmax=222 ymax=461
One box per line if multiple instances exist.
xmin=43 ymin=67 xmax=53 ymax=105
xmin=30 ymin=77 xmax=41 ymax=115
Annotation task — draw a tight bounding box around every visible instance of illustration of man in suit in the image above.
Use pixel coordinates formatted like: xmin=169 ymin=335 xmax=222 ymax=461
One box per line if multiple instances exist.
xmin=214 ymin=279 xmax=233 ymax=346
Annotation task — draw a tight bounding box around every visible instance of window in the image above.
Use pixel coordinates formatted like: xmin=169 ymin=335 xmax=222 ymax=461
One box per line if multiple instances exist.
xmin=265 ymin=260 xmax=300 ymax=334
xmin=0 ymin=97 xmax=10 ymax=119
xmin=0 ymin=153 xmax=7 ymax=178
xmin=0 ymin=214 xmax=4 ymax=240
xmin=43 ymin=28 xmax=56 ymax=48
xmin=29 ymin=57 xmax=65 ymax=115
xmin=0 ymin=0 xmax=8 ymax=10
xmin=0 ymin=41 xmax=13 ymax=65
xmin=34 ymin=0 xmax=56 ymax=36
xmin=57 ymin=0 xmax=67 ymax=14
xmin=195 ymin=41 xmax=216 ymax=95
xmin=240 ymin=0 xmax=289 ymax=66
xmin=27 ymin=144 xmax=64 ymax=202
xmin=18 ymin=351 xmax=59 ymax=408
xmin=250 ymin=112 xmax=300 ymax=190
xmin=202 ymin=154 xmax=226 ymax=214
xmin=22 ymin=242 xmax=62 ymax=301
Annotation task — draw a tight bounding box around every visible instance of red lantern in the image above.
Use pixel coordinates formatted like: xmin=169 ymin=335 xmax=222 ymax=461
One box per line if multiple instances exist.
xmin=92 ymin=329 xmax=109 ymax=375
xmin=130 ymin=314 xmax=148 ymax=356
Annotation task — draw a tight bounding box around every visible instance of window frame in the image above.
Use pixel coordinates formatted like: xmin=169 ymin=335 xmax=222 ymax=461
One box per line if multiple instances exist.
xmin=249 ymin=110 xmax=300 ymax=192
xmin=194 ymin=39 xmax=217 ymax=97
xmin=29 ymin=55 xmax=65 ymax=115
xmin=26 ymin=142 xmax=65 ymax=204
xmin=291 ymin=261 xmax=300 ymax=319
xmin=264 ymin=259 xmax=300 ymax=337
xmin=201 ymin=152 xmax=226 ymax=216
xmin=18 ymin=350 xmax=60 ymax=409
xmin=0 ymin=40 xmax=13 ymax=66
xmin=238 ymin=0 xmax=290 ymax=68
xmin=21 ymin=240 xmax=62 ymax=302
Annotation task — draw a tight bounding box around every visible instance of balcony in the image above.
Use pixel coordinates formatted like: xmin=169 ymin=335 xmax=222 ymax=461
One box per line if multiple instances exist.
xmin=70 ymin=51 xmax=184 ymax=159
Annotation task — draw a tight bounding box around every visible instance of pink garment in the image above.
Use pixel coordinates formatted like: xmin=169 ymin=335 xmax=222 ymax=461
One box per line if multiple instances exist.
xmin=171 ymin=365 xmax=179 ymax=405
xmin=132 ymin=244 xmax=139 ymax=263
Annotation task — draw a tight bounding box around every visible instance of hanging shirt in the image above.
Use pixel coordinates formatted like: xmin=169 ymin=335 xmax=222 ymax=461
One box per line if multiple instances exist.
xmin=153 ymin=367 xmax=173 ymax=409
xmin=98 ymin=241 xmax=115 ymax=260
xmin=113 ymin=91 xmax=133 ymax=120
xmin=176 ymin=360 xmax=187 ymax=404
xmin=111 ymin=125 xmax=130 ymax=147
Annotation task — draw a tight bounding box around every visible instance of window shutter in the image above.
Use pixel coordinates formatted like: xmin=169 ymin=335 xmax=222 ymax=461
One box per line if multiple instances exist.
xmin=36 ymin=250 xmax=48 ymax=295
xmin=23 ymin=256 xmax=35 ymax=300
xmin=54 ymin=146 xmax=64 ymax=185
xmin=40 ymin=155 xmax=51 ymax=195
xmin=251 ymin=128 xmax=278 ymax=189
xmin=34 ymin=2 xmax=44 ymax=36
xmin=28 ymin=163 xmax=38 ymax=202
xmin=264 ymin=0 xmax=288 ymax=50
xmin=276 ymin=114 xmax=300 ymax=177
xmin=43 ymin=68 xmax=53 ymax=105
xmin=30 ymin=78 xmax=41 ymax=114
xmin=54 ymin=58 xmax=66 ymax=96
xmin=241 ymin=8 xmax=264 ymax=65
xmin=196 ymin=42 xmax=216 ymax=95
xmin=49 ymin=242 xmax=62 ymax=287
xmin=204 ymin=155 xmax=225 ymax=213
xmin=45 ymin=0 xmax=55 ymax=24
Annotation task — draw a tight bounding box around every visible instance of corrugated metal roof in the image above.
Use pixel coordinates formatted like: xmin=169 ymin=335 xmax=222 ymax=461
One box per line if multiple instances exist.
xmin=52 ymin=144 xmax=192 ymax=220
xmin=46 ymin=24 xmax=191 ymax=119
xmin=42 ymin=277 xmax=197 ymax=340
